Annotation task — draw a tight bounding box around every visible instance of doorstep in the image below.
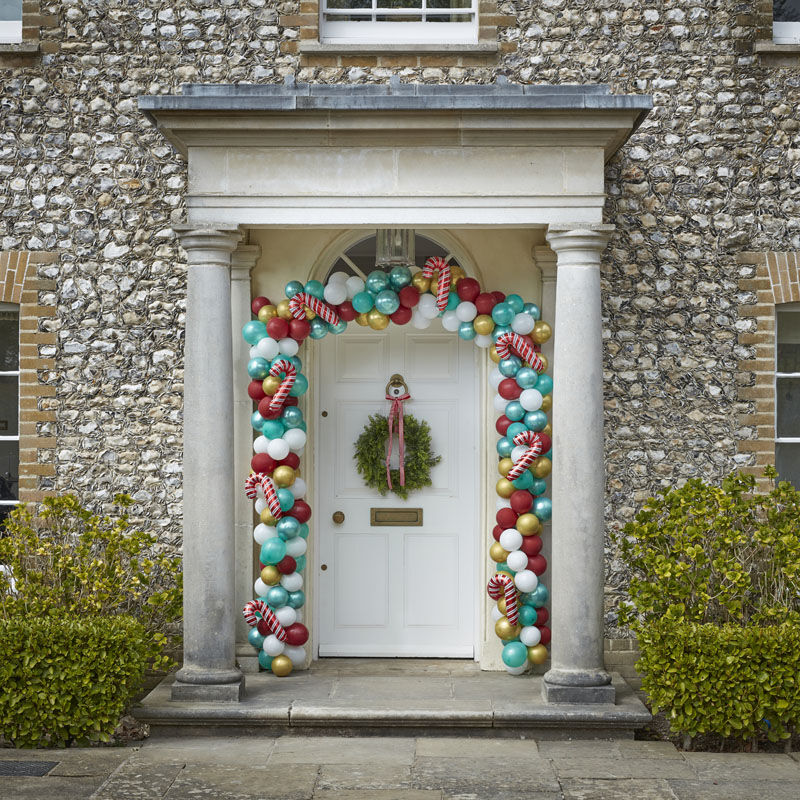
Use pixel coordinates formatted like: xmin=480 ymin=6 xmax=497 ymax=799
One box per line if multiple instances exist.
xmin=135 ymin=659 xmax=650 ymax=739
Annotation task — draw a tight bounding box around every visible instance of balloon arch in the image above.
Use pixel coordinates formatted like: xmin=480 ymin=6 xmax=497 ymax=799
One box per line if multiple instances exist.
xmin=240 ymin=258 xmax=553 ymax=677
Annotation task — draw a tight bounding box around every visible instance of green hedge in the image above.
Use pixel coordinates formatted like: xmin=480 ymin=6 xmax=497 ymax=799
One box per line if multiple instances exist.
xmin=0 ymin=615 xmax=150 ymax=747
xmin=638 ymin=621 xmax=800 ymax=741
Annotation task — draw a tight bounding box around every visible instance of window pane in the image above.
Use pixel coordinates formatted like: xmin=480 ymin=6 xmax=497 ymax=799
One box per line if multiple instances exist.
xmin=0 ymin=375 xmax=18 ymax=436
xmin=777 ymin=377 xmax=800 ymax=437
xmin=777 ymin=307 xmax=800 ymax=372
xmin=775 ymin=1 xmax=800 ymax=22
xmin=326 ymin=0 xmax=372 ymax=8
xmin=0 ymin=440 xmax=18 ymax=501
xmin=0 ymin=0 xmax=21 ymax=44
xmin=0 ymin=304 xmax=18 ymax=371
xmin=776 ymin=442 xmax=800 ymax=488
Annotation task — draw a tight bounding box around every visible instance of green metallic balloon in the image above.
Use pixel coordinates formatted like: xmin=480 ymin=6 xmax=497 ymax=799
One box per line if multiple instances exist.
xmin=262 ymin=419 xmax=285 ymax=439
xmin=352 ymin=291 xmax=374 ymax=313
xmin=374 ymin=289 xmax=400 ymax=315
xmin=365 ymin=269 xmax=389 ymax=294
xmin=389 ymin=265 xmax=412 ymax=289
xmin=309 ymin=318 xmax=328 ymax=339
xmin=258 ymin=651 xmax=274 ymax=670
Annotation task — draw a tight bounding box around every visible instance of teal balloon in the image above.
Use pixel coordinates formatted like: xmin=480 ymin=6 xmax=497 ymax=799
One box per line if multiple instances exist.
xmin=258 ymin=651 xmax=274 ymax=670
xmin=518 ymin=605 xmax=537 ymax=627
xmin=524 ymin=410 xmax=547 ymax=431
xmin=505 ymin=401 xmax=525 ymax=422
xmin=492 ymin=325 xmax=512 ymax=341
xmin=289 ymin=373 xmax=308 ymax=397
xmin=532 ymin=497 xmax=552 ymax=522
xmin=298 ymin=421 xmax=307 ymax=432
xmin=304 ymin=279 xmax=325 ymax=299
xmin=352 ymin=291 xmax=374 ymax=313
xmin=535 ymin=374 xmax=554 ymax=396
xmin=277 ymin=488 xmax=295 ymax=512
xmin=327 ymin=319 xmax=348 ymax=334
xmin=294 ymin=555 xmax=306 ymax=572
xmin=309 ymin=318 xmax=328 ymax=339
xmin=458 ymin=321 xmax=476 ymax=340
xmin=512 ymin=471 xmax=534 ymax=491
xmin=524 ymin=302 xmax=541 ymax=320
xmin=277 ymin=516 xmax=300 ymax=539
xmin=262 ymin=419 xmax=285 ymax=439
xmin=496 ymin=436 xmax=514 ymax=457
xmin=298 ymin=523 xmax=310 ymax=539
xmin=491 ymin=302 xmax=514 ymax=326
xmin=389 ymin=265 xmax=412 ymax=289
xmin=282 ymin=406 xmax=304 ymax=428
xmin=266 ymin=585 xmax=288 ymax=609
xmin=242 ymin=320 xmax=267 ymax=345
xmin=375 ymin=289 xmax=400 ymax=315
xmin=506 ymin=293 xmax=524 ymax=313
xmin=247 ymin=357 xmax=270 ymax=380
xmin=530 ymin=478 xmax=547 ymax=495
xmin=506 ymin=422 xmax=527 ymax=440
xmin=248 ymin=627 xmax=266 ymax=650
xmin=260 ymin=538 xmax=286 ymax=566
xmin=285 ymin=280 xmax=304 ymax=298
xmin=499 ymin=356 xmax=521 ymax=377
xmin=251 ymin=411 xmax=266 ymax=431
xmin=446 ymin=291 xmax=459 ymax=311
xmin=516 ymin=367 xmax=538 ymax=389
xmin=365 ymin=270 xmax=389 ymax=294
xmin=287 ymin=590 xmax=305 ymax=609
xmin=529 ymin=584 xmax=549 ymax=608
xmin=496 ymin=561 xmax=512 ymax=575
xmin=502 ymin=641 xmax=528 ymax=668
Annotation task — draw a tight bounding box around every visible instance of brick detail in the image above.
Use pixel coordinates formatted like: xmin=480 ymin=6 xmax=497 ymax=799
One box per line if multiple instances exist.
xmin=0 ymin=250 xmax=59 ymax=504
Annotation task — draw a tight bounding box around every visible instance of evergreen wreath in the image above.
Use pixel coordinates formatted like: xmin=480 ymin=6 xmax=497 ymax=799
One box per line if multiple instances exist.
xmin=353 ymin=413 xmax=441 ymax=500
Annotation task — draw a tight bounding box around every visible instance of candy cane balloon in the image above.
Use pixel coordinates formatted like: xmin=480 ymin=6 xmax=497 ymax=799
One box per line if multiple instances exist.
xmin=422 ymin=256 xmax=451 ymax=313
xmin=487 ymin=573 xmax=519 ymax=626
xmin=289 ymin=292 xmax=340 ymax=325
xmin=267 ymin=358 xmax=296 ymax=416
xmin=242 ymin=599 xmax=287 ymax=642
xmin=506 ymin=430 xmax=545 ymax=481
xmin=496 ymin=332 xmax=544 ymax=373
xmin=244 ymin=472 xmax=284 ymax=519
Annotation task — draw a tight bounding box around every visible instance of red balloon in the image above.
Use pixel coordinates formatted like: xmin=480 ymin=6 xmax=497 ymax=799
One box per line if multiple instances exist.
xmin=279 ymin=452 xmax=300 ymax=470
xmin=536 ymin=607 xmax=549 ymax=626
xmin=289 ymin=318 xmax=311 ymax=341
xmin=535 ymin=433 xmax=552 ymax=455
xmin=520 ymin=535 xmax=542 ymax=556
xmin=256 ymin=618 xmax=269 ymax=636
xmin=538 ymin=625 xmax=551 ymax=646
xmin=456 ymin=277 xmax=480 ymax=302
xmin=266 ymin=317 xmax=289 ymax=340
xmin=252 ymin=453 xmax=277 ymax=474
xmin=474 ymin=292 xmax=496 ymax=315
xmin=248 ymin=380 xmax=266 ymax=402
xmin=284 ymin=622 xmax=309 ymax=646
xmin=276 ymin=555 xmax=297 ymax=575
xmin=496 ymin=507 xmax=518 ymax=529
xmin=284 ymin=396 xmax=299 ymax=408
xmin=492 ymin=290 xmax=506 ymax=304
xmin=390 ymin=306 xmax=412 ymax=325
xmin=257 ymin=397 xmax=274 ymax=419
xmin=495 ymin=415 xmax=511 ymax=436
xmin=398 ymin=286 xmax=420 ymax=308
xmin=251 ymin=296 xmax=270 ymax=314
xmin=492 ymin=524 xmax=503 ymax=542
xmin=498 ymin=378 xmax=522 ymax=400
xmin=528 ymin=554 xmax=547 ymax=575
xmin=337 ymin=301 xmax=357 ymax=322
xmin=510 ymin=490 xmax=533 ymax=514
xmin=292 ymin=499 xmax=312 ymax=523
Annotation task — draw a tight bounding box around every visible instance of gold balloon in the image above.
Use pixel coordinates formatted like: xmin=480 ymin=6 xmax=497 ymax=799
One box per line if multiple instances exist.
xmin=411 ymin=272 xmax=431 ymax=293
xmin=495 ymin=616 xmax=522 ymax=641
xmin=262 ymin=375 xmax=280 ymax=395
xmin=449 ymin=265 xmax=466 ymax=285
xmin=543 ymin=423 xmax=552 ymax=436
xmin=489 ymin=345 xmax=501 ymax=364
xmin=273 ymin=465 xmax=296 ymax=487
xmin=497 ymin=597 xmax=507 ymax=614
xmin=532 ymin=320 xmax=552 ymax=344
xmin=538 ymin=354 xmax=549 ymax=372
xmin=496 ymin=478 xmax=514 ymax=499
xmin=473 ymin=314 xmax=494 ymax=336
xmin=516 ymin=512 xmax=541 ymax=536
xmin=355 ymin=312 xmax=369 ymax=327
xmin=489 ymin=542 xmax=510 ymax=563
xmin=260 ymin=509 xmax=277 ymax=526
xmin=257 ymin=304 xmax=277 ymax=323
xmin=532 ymin=456 xmax=552 ymax=479
xmin=276 ymin=299 xmax=293 ymax=320
xmin=270 ymin=654 xmax=294 ymax=677
xmin=498 ymin=457 xmax=513 ymax=477
xmin=260 ymin=565 xmax=281 ymax=586
xmin=541 ymin=394 xmax=552 ymax=413
xmin=305 ymin=308 xmax=316 ymax=320
xmin=527 ymin=644 xmax=548 ymax=665
xmin=367 ymin=309 xmax=389 ymax=330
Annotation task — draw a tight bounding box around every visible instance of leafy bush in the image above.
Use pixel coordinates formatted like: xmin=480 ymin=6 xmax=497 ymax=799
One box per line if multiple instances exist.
xmin=0 ymin=615 xmax=151 ymax=747
xmin=0 ymin=494 xmax=182 ymax=670
xmin=638 ymin=621 xmax=800 ymax=741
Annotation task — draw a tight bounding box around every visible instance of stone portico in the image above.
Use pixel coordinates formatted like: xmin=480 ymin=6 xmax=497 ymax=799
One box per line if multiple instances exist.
xmin=138 ymin=82 xmax=652 ymax=712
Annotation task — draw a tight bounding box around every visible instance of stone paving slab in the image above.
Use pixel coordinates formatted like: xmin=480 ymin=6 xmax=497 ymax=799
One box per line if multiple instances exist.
xmin=164 ymin=764 xmax=318 ymax=800
xmin=668 ymin=780 xmax=800 ymax=800
xmin=415 ymin=736 xmax=539 ymax=759
xmin=412 ymin=755 xmax=560 ymax=794
xmin=91 ymin=761 xmax=186 ymax=799
xmin=331 ymin=677 xmax=455 ymax=702
xmin=553 ymin=756 xmax=695 ymax=780
xmin=132 ymin=737 xmax=275 ymax=765
xmin=0 ymin=748 xmax=131 ymax=775
xmin=560 ymin=777 xmax=678 ymax=799
xmin=0 ymin=775 xmax=104 ymax=800
xmin=314 ymin=792 xmax=442 ymax=800
xmin=268 ymin=736 xmax=416 ymax=766
xmin=317 ymin=764 xmax=412 ymax=790
xmin=681 ymin=752 xmax=800 ymax=781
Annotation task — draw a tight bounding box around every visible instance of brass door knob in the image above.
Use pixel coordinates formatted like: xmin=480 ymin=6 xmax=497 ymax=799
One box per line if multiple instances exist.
xmin=332 ymin=511 xmax=345 ymax=524
xmin=321 ymin=564 xmax=328 ymax=571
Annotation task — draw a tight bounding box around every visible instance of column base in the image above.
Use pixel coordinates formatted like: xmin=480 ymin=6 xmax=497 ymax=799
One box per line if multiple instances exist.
xmin=171 ymin=676 xmax=245 ymax=702
xmin=236 ymin=643 xmax=262 ymax=675
xmin=542 ymin=667 xmax=615 ymax=704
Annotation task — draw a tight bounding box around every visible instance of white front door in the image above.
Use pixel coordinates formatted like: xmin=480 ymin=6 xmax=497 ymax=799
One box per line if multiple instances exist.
xmin=316 ymin=323 xmax=478 ymax=657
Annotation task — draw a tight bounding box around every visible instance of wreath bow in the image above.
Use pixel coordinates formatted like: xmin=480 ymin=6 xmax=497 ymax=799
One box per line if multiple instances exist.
xmin=385 ymin=390 xmax=411 ymax=490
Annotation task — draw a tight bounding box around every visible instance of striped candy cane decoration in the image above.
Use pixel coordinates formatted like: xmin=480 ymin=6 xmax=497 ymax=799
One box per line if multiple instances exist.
xmin=289 ymin=292 xmax=340 ymax=325
xmin=242 ymin=599 xmax=287 ymax=642
xmin=267 ymin=358 xmax=296 ymax=416
xmin=506 ymin=430 xmax=546 ymax=481
xmin=244 ymin=472 xmax=284 ymax=519
xmin=422 ymin=256 xmax=451 ymax=312
xmin=487 ymin=573 xmax=519 ymax=626
xmin=495 ymin=332 xmax=544 ymax=373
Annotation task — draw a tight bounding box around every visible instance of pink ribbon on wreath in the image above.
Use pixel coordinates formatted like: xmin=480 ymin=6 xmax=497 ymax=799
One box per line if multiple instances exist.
xmin=385 ymin=390 xmax=411 ymax=490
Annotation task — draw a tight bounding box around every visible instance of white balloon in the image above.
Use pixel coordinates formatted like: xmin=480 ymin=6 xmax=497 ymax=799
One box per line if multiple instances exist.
xmin=495 ymin=497 xmax=511 ymax=511
xmin=490 ymin=605 xmax=504 ymax=622
xmin=267 ymin=438 xmax=290 ymax=460
xmin=499 ymin=529 xmax=523 ymax=552
xmin=284 ymin=645 xmax=306 ymax=666
xmin=283 ymin=428 xmax=307 ymax=452
xmin=506 ymin=550 xmax=529 ymax=572
xmin=254 ymin=577 xmax=269 ymax=596
xmin=493 ymin=393 xmax=509 ymax=413
xmin=412 ymin=311 xmax=432 ymax=329
xmin=253 ymin=435 xmax=270 ymax=454
xmin=275 ymin=606 xmax=297 ymax=627
xmin=418 ymin=294 xmax=440 ymax=320
xmin=511 ymin=312 xmax=535 ymax=335
xmin=290 ymin=477 xmax=307 ymax=499
xmin=249 ymin=345 xmax=260 ymax=359
xmin=328 ymin=270 xmax=349 ymax=285
xmin=456 ymin=301 xmax=477 ymax=322
xmin=345 ymin=275 xmax=365 ymax=299
xmin=511 ymin=445 xmax=529 ymax=463
xmin=514 ymin=569 xmax=539 ymax=594
xmin=254 ymin=498 xmax=267 ymax=515
xmin=263 ymin=634 xmax=285 ymax=656
xmin=520 ymin=625 xmax=542 ymax=647
xmin=253 ymin=524 xmax=273 ymax=545
xmin=519 ymin=389 xmax=543 ymax=412
xmin=323 ymin=282 xmax=347 ymax=305
xmin=441 ymin=310 xmax=461 ymax=331
xmin=506 ymin=663 xmax=528 ymax=675
xmin=475 ymin=334 xmax=493 ymax=349
xmin=255 ymin=337 xmax=280 ymax=360
xmin=281 ymin=572 xmax=304 ymax=592
xmin=285 ymin=537 xmax=308 ymax=557
xmin=278 ymin=337 xmax=299 ymax=357
xmin=488 ymin=368 xmax=504 ymax=389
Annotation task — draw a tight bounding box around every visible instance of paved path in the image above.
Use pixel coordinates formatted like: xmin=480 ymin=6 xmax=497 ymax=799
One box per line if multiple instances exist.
xmin=1 ymin=736 xmax=800 ymax=799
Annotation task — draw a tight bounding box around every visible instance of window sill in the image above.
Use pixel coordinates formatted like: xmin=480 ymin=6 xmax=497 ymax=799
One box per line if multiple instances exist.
xmin=299 ymin=41 xmax=498 ymax=56
xmin=754 ymin=40 xmax=800 ymax=62
xmin=0 ymin=41 xmax=40 ymax=57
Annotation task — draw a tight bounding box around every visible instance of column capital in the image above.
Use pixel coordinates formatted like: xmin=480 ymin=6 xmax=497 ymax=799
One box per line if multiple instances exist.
xmin=545 ymin=224 xmax=615 ymax=263
xmin=230 ymin=243 xmax=261 ymax=280
xmin=174 ymin=224 xmax=243 ymax=265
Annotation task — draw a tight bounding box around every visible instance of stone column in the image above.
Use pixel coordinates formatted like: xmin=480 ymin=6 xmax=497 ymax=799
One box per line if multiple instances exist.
xmin=230 ymin=244 xmax=262 ymax=675
xmin=533 ymin=245 xmax=557 ymax=370
xmin=542 ymin=224 xmax=615 ymax=704
xmin=172 ymin=224 xmax=244 ymax=702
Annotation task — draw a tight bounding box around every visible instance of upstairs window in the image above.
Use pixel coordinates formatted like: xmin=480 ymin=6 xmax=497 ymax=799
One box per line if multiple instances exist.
xmin=321 ymin=0 xmax=478 ymax=44
xmin=0 ymin=303 xmax=18 ymax=525
xmin=774 ymin=0 xmax=800 ymax=44
xmin=776 ymin=304 xmax=800 ymax=487
xmin=0 ymin=0 xmax=22 ymax=44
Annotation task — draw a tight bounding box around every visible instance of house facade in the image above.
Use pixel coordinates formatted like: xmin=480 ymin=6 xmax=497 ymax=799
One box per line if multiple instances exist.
xmin=2 ymin=2 xmax=800 ymax=703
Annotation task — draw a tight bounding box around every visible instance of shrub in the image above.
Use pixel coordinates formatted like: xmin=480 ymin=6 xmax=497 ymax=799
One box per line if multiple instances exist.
xmin=0 ymin=615 xmax=151 ymax=747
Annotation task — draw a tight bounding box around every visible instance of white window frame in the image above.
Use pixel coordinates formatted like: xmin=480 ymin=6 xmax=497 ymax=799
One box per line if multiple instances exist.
xmin=0 ymin=0 xmax=22 ymax=44
xmin=320 ymin=0 xmax=478 ymax=45
xmin=0 ymin=302 xmax=19 ymax=515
